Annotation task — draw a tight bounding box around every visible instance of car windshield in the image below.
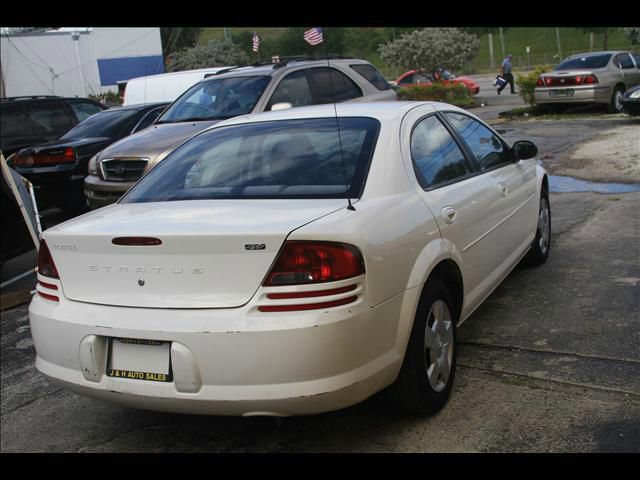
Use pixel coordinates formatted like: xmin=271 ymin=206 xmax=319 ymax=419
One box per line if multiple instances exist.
xmin=60 ymin=108 xmax=139 ymax=139
xmin=557 ymin=54 xmax=612 ymax=70
xmin=120 ymin=117 xmax=380 ymax=203
xmin=155 ymin=75 xmax=271 ymax=123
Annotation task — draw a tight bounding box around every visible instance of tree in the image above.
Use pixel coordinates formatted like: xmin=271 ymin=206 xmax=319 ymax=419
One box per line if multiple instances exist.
xmin=622 ymin=27 xmax=640 ymax=45
xmin=160 ymin=28 xmax=203 ymax=60
xmin=167 ymin=39 xmax=248 ymax=72
xmin=378 ymin=28 xmax=480 ymax=73
xmin=577 ymin=28 xmax=612 ymax=50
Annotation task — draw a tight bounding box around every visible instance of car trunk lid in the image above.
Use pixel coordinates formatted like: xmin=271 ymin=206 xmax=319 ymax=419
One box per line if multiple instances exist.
xmin=44 ymin=199 xmax=346 ymax=308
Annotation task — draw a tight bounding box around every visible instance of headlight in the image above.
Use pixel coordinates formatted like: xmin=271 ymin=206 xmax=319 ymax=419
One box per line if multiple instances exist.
xmin=88 ymin=155 xmax=99 ymax=176
xmin=630 ymin=90 xmax=640 ymax=99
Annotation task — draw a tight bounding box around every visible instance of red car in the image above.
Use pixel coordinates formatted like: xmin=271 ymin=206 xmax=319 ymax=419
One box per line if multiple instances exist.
xmin=393 ymin=68 xmax=480 ymax=95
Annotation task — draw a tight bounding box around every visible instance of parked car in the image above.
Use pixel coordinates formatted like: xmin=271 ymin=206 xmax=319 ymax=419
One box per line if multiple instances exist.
xmin=84 ymin=57 xmax=397 ymax=209
xmin=534 ymin=51 xmax=640 ymax=113
xmin=11 ymin=102 xmax=168 ymax=213
xmin=0 ymin=96 xmax=106 ymax=158
xmin=393 ymin=68 xmax=480 ymax=95
xmin=30 ymin=101 xmax=550 ymax=416
xmin=621 ymin=84 xmax=640 ymax=116
xmin=122 ymin=67 xmax=233 ymax=106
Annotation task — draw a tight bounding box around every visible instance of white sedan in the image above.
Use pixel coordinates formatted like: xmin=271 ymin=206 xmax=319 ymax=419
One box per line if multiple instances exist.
xmin=29 ymin=102 xmax=550 ymax=416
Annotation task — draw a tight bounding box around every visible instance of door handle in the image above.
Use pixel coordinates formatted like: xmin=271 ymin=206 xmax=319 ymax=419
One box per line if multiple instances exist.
xmin=442 ymin=206 xmax=457 ymax=224
xmin=497 ymin=182 xmax=508 ymax=196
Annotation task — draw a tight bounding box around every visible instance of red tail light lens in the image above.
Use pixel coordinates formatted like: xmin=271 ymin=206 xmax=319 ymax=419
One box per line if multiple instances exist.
xmin=14 ymin=147 xmax=76 ymax=167
xmin=583 ymin=74 xmax=598 ymax=84
xmin=536 ymin=77 xmax=545 ymax=87
xmin=38 ymin=240 xmax=59 ymax=279
xmin=264 ymin=241 xmax=365 ymax=286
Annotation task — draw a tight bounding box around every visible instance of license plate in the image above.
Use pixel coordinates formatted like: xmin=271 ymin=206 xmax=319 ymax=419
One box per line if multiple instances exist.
xmin=107 ymin=338 xmax=172 ymax=382
xmin=550 ymin=89 xmax=574 ymax=97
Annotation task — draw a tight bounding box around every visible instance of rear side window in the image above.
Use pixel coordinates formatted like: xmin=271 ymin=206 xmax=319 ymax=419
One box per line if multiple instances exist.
xmin=349 ymin=64 xmax=392 ymax=90
xmin=121 ymin=117 xmax=380 ymax=203
xmin=27 ymin=101 xmax=73 ymax=136
xmin=69 ymin=101 xmax=103 ymax=122
xmin=398 ymin=73 xmax=414 ymax=85
xmin=445 ymin=113 xmax=511 ymax=171
xmin=0 ymin=103 xmax=26 ymax=137
xmin=306 ymin=67 xmax=363 ymax=103
xmin=410 ymin=115 xmax=472 ymax=188
xmin=614 ymin=53 xmax=634 ymax=70
xmin=266 ymin=70 xmax=314 ymax=109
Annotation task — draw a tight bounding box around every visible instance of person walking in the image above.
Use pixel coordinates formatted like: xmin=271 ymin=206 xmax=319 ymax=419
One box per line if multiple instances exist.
xmin=497 ymin=54 xmax=516 ymax=95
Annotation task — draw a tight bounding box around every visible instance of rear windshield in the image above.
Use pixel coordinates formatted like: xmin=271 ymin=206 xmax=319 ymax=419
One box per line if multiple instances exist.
xmin=155 ymin=75 xmax=271 ymax=123
xmin=120 ymin=117 xmax=380 ymax=203
xmin=557 ymin=54 xmax=612 ymax=70
xmin=60 ymin=108 xmax=139 ymax=139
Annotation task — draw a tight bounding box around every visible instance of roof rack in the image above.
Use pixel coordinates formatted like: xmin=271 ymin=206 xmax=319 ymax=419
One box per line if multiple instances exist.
xmin=1 ymin=95 xmax=62 ymax=102
xmin=251 ymin=54 xmax=356 ymax=69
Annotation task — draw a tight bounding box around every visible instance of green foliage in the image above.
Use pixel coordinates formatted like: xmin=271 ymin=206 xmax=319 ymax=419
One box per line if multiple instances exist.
xmin=379 ymin=28 xmax=480 ymax=73
xmin=516 ymin=65 xmax=552 ymax=106
xmin=88 ymin=91 xmax=122 ymax=106
xmin=161 ymin=28 xmax=203 ymax=59
xmin=622 ymin=27 xmax=640 ymax=45
xmin=397 ymin=82 xmax=474 ymax=106
xmin=167 ymin=39 xmax=249 ymax=72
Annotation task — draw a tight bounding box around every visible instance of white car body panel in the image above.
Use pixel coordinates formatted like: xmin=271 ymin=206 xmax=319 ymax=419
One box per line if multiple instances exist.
xmin=29 ymin=101 xmax=548 ymax=415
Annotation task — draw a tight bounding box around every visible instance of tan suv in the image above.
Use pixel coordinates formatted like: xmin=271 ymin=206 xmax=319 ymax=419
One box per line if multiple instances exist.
xmin=534 ymin=51 xmax=640 ymax=113
xmin=84 ymin=57 xmax=397 ymax=209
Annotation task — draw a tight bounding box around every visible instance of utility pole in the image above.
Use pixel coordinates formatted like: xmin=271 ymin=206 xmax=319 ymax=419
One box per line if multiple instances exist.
xmin=0 ymin=59 xmax=5 ymax=98
xmin=72 ymin=31 xmax=87 ymax=97
xmin=488 ymin=32 xmax=495 ymax=70
xmin=590 ymin=32 xmax=594 ymax=52
xmin=499 ymin=27 xmax=505 ymax=59
xmin=223 ymin=28 xmax=231 ymax=42
xmin=555 ymin=27 xmax=562 ymax=61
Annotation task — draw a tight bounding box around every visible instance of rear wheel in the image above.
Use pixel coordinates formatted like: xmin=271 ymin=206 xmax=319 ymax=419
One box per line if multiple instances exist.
xmin=523 ymin=190 xmax=551 ymax=267
xmin=608 ymin=86 xmax=625 ymax=113
xmin=389 ymin=279 xmax=457 ymax=414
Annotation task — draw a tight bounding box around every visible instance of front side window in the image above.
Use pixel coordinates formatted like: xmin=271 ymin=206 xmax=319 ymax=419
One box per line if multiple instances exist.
xmin=399 ymin=73 xmax=414 ymax=85
xmin=69 ymin=101 xmax=103 ymax=122
xmin=306 ymin=67 xmax=363 ymax=103
xmin=445 ymin=113 xmax=511 ymax=171
xmin=410 ymin=115 xmax=472 ymax=188
xmin=156 ymin=75 xmax=271 ymax=123
xmin=266 ymin=70 xmax=314 ymax=109
xmin=121 ymin=117 xmax=380 ymax=203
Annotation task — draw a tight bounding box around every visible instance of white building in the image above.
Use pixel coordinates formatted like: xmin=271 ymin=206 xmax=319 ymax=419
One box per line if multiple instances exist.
xmin=0 ymin=27 xmax=164 ymax=98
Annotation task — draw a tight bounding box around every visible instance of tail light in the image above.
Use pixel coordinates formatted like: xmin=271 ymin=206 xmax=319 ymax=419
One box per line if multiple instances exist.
xmin=263 ymin=241 xmax=365 ymax=286
xmin=38 ymin=240 xmax=59 ymax=279
xmin=14 ymin=147 xmax=76 ymax=167
xmin=536 ymin=76 xmax=545 ymax=87
xmin=582 ymin=74 xmax=598 ymax=84
xmin=37 ymin=240 xmax=60 ymax=301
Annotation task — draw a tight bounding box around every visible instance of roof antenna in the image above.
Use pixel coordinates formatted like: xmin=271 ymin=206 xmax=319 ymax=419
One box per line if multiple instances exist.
xmin=325 ymin=49 xmax=355 ymax=211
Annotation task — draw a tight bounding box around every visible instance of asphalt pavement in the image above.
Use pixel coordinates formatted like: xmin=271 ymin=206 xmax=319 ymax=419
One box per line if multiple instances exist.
xmin=1 ymin=97 xmax=639 ymax=453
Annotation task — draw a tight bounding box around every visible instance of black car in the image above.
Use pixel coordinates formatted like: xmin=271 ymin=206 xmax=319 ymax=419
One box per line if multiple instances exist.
xmin=621 ymin=84 xmax=640 ymax=116
xmin=11 ymin=102 xmax=168 ymax=213
xmin=0 ymin=96 xmax=107 ymax=158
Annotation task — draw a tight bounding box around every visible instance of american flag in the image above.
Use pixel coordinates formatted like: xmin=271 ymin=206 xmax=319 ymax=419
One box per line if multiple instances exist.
xmin=303 ymin=27 xmax=323 ymax=46
xmin=252 ymin=32 xmax=260 ymax=52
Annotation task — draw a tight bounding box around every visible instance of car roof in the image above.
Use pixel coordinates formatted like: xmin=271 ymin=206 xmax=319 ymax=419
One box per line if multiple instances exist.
xmin=210 ymin=101 xmax=467 ymax=129
xmin=112 ymin=102 xmax=170 ymax=111
xmin=564 ymin=51 xmax=628 ymax=59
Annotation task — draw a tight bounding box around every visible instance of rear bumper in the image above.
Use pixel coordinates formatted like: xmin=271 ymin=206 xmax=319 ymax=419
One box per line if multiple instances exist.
xmin=534 ymin=85 xmax=611 ymax=105
xmin=84 ymin=175 xmax=135 ymax=209
xmin=29 ymin=278 xmax=416 ymax=416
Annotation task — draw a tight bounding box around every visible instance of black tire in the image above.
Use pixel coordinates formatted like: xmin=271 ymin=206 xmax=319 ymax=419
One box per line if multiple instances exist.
xmin=388 ymin=278 xmax=458 ymax=415
xmin=523 ymin=189 xmax=551 ymax=267
xmin=608 ymin=85 xmax=625 ymax=114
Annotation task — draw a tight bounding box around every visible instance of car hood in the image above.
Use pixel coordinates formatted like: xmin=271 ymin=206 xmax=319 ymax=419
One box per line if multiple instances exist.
xmin=97 ymin=121 xmax=221 ymax=162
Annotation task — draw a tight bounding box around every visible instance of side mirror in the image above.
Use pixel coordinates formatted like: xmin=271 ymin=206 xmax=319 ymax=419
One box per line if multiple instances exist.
xmin=513 ymin=140 xmax=538 ymax=160
xmin=270 ymin=102 xmax=293 ymax=112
